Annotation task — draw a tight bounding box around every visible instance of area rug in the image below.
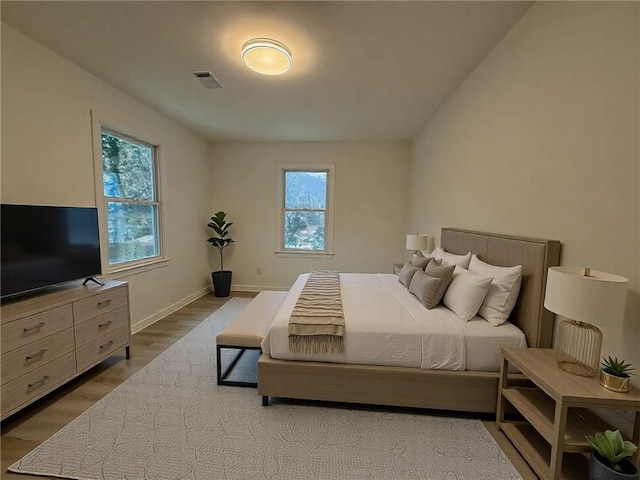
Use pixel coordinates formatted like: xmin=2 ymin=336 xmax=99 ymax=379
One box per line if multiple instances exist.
xmin=10 ymin=298 xmax=523 ymax=480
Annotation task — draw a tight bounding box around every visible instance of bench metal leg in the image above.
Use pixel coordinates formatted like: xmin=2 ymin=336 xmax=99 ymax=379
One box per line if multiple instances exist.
xmin=262 ymin=395 xmax=269 ymax=406
xmin=216 ymin=344 xmax=260 ymax=387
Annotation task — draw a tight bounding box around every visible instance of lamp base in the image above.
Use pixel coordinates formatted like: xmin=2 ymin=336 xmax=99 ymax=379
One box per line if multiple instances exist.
xmin=557 ymin=360 xmax=596 ymax=377
xmin=555 ymin=319 xmax=602 ymax=377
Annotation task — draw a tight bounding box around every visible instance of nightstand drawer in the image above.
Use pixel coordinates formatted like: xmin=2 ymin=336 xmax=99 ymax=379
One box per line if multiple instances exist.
xmin=72 ymin=287 xmax=128 ymax=324
xmin=76 ymin=326 xmax=129 ymax=373
xmin=1 ymin=328 xmax=75 ymax=385
xmin=1 ymin=352 xmax=76 ymax=417
xmin=1 ymin=305 xmax=73 ymax=353
xmin=74 ymin=306 xmax=129 ymax=348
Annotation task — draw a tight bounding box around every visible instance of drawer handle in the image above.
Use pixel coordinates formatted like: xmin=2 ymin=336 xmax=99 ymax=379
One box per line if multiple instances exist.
xmin=96 ymin=299 xmax=112 ymax=308
xmin=99 ymin=340 xmax=114 ymax=351
xmin=27 ymin=375 xmax=50 ymax=389
xmin=25 ymin=349 xmax=48 ymax=361
xmin=23 ymin=322 xmax=46 ymax=333
xmin=98 ymin=320 xmax=113 ymax=330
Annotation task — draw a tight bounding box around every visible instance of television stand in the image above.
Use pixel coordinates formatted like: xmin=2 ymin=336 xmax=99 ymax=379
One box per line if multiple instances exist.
xmin=83 ymin=276 xmax=104 ymax=286
xmin=1 ymin=279 xmax=131 ymax=420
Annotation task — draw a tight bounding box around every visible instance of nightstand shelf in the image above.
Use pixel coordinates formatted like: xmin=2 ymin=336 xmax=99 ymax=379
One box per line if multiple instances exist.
xmin=497 ymin=348 xmax=640 ymax=480
xmin=502 ymin=387 xmax=611 ymax=452
xmin=500 ymin=423 xmax=589 ymax=480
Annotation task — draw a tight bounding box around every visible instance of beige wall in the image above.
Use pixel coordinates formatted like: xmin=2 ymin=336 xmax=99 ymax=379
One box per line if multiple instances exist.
xmin=1 ymin=24 xmax=213 ymax=330
xmin=409 ymin=2 xmax=639 ymax=386
xmin=209 ymin=142 xmax=409 ymax=289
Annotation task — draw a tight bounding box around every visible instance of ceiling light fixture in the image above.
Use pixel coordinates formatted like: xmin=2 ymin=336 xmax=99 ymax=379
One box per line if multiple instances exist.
xmin=241 ymin=38 xmax=292 ymax=76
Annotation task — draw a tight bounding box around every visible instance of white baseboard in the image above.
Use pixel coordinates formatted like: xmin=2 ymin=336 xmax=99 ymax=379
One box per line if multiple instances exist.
xmin=131 ymin=285 xmax=212 ymax=334
xmin=231 ymin=284 xmax=289 ymax=292
xmin=131 ymin=284 xmax=288 ymax=334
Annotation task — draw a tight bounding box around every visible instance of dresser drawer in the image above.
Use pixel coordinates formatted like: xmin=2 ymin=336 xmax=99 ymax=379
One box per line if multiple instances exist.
xmin=74 ymin=306 xmax=129 ymax=348
xmin=1 ymin=352 xmax=76 ymax=418
xmin=72 ymin=287 xmax=128 ymax=324
xmin=1 ymin=305 xmax=73 ymax=354
xmin=76 ymin=326 xmax=130 ymax=373
xmin=1 ymin=328 xmax=75 ymax=385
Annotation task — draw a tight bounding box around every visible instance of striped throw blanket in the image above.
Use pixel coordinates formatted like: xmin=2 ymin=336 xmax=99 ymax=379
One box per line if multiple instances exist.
xmin=288 ymin=270 xmax=345 ymax=354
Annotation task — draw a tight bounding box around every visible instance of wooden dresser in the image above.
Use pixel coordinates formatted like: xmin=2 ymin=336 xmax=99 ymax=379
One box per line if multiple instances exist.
xmin=1 ymin=280 xmax=131 ymax=420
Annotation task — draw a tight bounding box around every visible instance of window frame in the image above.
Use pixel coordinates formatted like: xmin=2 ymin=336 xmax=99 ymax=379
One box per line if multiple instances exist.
xmin=93 ymin=119 xmax=168 ymax=275
xmin=276 ymin=163 xmax=335 ymax=257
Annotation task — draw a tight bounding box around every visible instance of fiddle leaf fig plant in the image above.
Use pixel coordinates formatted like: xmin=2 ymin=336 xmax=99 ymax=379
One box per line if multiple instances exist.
xmin=207 ymin=211 xmax=234 ymax=272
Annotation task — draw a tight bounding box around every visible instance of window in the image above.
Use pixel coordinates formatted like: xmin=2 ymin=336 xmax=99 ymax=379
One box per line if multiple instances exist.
xmin=278 ymin=164 xmax=334 ymax=255
xmin=100 ymin=128 xmax=162 ymax=268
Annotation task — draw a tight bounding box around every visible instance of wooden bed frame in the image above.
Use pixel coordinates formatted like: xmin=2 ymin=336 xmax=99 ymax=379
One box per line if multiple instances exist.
xmin=258 ymin=228 xmax=561 ymax=413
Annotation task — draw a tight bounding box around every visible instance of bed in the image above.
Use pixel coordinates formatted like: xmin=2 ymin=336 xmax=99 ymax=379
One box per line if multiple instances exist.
xmin=258 ymin=228 xmax=561 ymax=413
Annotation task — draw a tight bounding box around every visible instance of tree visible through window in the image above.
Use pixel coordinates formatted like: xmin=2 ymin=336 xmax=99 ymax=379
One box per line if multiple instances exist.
xmin=101 ymin=129 xmax=161 ymax=266
xmin=283 ymin=170 xmax=328 ymax=251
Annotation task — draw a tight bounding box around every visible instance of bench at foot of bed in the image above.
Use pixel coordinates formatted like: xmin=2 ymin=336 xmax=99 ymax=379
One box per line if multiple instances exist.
xmin=216 ymin=291 xmax=286 ymax=387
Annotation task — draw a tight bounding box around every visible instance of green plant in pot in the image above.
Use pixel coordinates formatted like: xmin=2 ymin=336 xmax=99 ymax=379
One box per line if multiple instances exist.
xmin=600 ymin=356 xmax=634 ymax=393
xmin=586 ymin=430 xmax=638 ymax=480
xmin=207 ymin=211 xmax=234 ymax=298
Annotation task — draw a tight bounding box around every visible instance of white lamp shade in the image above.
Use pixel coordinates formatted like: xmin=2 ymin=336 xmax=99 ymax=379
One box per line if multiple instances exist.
xmin=406 ymin=234 xmax=428 ymax=251
xmin=544 ymin=267 xmax=628 ymax=327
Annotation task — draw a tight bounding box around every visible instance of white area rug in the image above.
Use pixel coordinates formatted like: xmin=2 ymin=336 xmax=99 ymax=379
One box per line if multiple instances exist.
xmin=10 ymin=298 xmax=523 ymax=480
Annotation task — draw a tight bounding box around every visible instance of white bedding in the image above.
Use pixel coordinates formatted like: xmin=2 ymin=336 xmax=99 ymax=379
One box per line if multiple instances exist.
xmin=462 ymin=318 xmax=526 ymax=371
xmin=261 ymin=273 xmax=526 ymax=372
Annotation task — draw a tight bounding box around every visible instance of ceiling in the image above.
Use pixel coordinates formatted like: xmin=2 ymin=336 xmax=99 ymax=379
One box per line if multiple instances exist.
xmin=1 ymin=1 xmax=533 ymax=142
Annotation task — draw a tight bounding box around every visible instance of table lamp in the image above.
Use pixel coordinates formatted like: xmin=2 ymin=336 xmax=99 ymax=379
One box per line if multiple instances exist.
xmin=544 ymin=267 xmax=628 ymax=377
xmin=406 ymin=234 xmax=428 ymax=260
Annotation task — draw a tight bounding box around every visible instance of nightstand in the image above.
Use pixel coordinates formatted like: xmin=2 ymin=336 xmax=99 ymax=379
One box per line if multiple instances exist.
xmin=497 ymin=347 xmax=640 ymax=480
xmin=393 ymin=263 xmax=403 ymax=275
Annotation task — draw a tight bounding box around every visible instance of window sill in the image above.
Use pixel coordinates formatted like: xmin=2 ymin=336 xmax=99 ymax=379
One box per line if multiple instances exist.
xmin=274 ymin=251 xmax=334 ymax=259
xmin=108 ymin=257 xmax=170 ymax=278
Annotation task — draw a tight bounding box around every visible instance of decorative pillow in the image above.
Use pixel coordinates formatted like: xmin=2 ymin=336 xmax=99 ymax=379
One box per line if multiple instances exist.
xmin=410 ymin=253 xmax=433 ymax=269
xmin=431 ymin=247 xmax=472 ymax=269
xmin=408 ymin=269 xmax=444 ymax=309
xmin=443 ymin=266 xmax=493 ymax=322
xmin=408 ymin=261 xmax=455 ymax=309
xmin=398 ymin=262 xmax=421 ymax=288
xmin=468 ymin=254 xmax=523 ymax=326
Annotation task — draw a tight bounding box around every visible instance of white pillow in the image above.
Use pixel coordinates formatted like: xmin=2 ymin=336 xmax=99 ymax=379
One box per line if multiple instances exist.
xmin=468 ymin=254 xmax=523 ymax=326
xmin=432 ymin=247 xmax=472 ymax=269
xmin=443 ymin=266 xmax=493 ymax=322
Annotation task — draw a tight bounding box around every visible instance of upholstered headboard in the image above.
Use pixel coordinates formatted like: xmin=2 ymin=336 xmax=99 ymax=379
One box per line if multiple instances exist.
xmin=440 ymin=228 xmax=561 ymax=349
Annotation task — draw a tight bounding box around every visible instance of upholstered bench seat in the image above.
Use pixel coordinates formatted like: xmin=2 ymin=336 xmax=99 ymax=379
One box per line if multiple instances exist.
xmin=216 ymin=291 xmax=287 ymax=387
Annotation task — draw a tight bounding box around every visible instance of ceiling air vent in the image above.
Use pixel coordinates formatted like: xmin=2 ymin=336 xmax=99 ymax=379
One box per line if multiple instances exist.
xmin=192 ymin=71 xmax=222 ymax=89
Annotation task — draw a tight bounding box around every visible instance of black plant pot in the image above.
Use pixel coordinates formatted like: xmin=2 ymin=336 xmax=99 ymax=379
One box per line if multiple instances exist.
xmin=211 ymin=271 xmax=232 ymax=298
xmin=589 ymin=451 xmax=639 ymax=480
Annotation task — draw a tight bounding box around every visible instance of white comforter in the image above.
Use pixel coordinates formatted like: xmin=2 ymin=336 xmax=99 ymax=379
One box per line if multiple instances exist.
xmin=261 ymin=273 xmax=467 ymax=370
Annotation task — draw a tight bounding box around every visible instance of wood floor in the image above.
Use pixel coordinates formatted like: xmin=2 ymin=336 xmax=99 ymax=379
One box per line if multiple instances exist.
xmin=1 ymin=291 xmax=538 ymax=480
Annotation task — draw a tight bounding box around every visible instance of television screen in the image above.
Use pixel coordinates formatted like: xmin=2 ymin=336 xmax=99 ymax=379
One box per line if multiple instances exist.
xmin=1 ymin=204 xmax=102 ymax=299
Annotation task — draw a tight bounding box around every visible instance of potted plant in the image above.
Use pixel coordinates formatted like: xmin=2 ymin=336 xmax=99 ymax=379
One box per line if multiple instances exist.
xmin=207 ymin=211 xmax=234 ymax=297
xmin=586 ymin=429 xmax=638 ymax=480
xmin=600 ymin=356 xmax=634 ymax=393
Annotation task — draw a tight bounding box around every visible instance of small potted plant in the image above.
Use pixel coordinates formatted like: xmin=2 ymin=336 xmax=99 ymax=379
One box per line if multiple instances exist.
xmin=207 ymin=211 xmax=234 ymax=297
xmin=586 ymin=429 xmax=638 ymax=480
xmin=600 ymin=356 xmax=634 ymax=393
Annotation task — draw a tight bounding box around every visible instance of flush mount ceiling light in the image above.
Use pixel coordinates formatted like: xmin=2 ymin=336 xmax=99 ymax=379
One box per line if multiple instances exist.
xmin=241 ymin=38 xmax=292 ymax=75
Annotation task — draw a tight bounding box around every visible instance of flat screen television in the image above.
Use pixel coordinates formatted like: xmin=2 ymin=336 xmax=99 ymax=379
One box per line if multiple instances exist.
xmin=1 ymin=204 xmax=102 ymax=299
